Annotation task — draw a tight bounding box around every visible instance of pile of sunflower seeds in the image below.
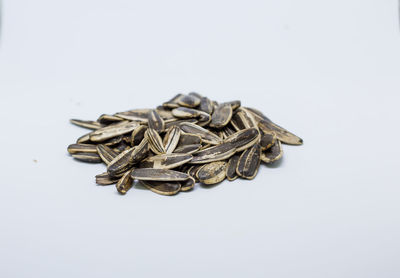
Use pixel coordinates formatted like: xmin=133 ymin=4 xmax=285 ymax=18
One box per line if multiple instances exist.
xmin=67 ymin=93 xmax=303 ymax=196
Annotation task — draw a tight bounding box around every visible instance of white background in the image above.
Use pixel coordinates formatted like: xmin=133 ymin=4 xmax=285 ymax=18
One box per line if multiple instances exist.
xmin=1 ymin=0 xmax=400 ymax=277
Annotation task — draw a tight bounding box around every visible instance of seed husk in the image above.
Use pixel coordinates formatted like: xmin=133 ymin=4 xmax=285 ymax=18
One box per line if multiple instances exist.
xmin=236 ymin=144 xmax=261 ymax=179
xmin=178 ymin=94 xmax=201 ymax=108
xmin=96 ymin=144 xmax=119 ymax=165
xmin=116 ymin=169 xmax=134 ymax=194
xmin=174 ymin=144 xmax=202 ymax=154
xmin=178 ymin=132 xmax=202 ymax=146
xmin=70 ymin=119 xmax=103 ymax=130
xmin=90 ymin=121 xmax=139 ymax=142
xmin=148 ymin=109 xmax=165 ymax=133
xmin=226 ymin=153 xmax=241 ymax=181
xmin=224 ymin=128 xmax=260 ymax=152
xmin=95 ymin=172 xmax=119 ymax=185
xmin=210 ymin=104 xmax=233 ymax=128
xmin=76 ymin=132 xmax=91 ymax=144
xmin=172 ymin=107 xmax=201 ymax=118
xmin=188 ymin=92 xmax=203 ymax=99
xmin=179 ymin=122 xmax=222 ymax=145
xmin=163 ymin=94 xmax=184 ymax=108
xmin=190 ymin=143 xmax=236 ymax=164
xmin=163 ymin=126 xmax=181 ymax=154
xmin=261 ymin=140 xmax=283 ymax=163
xmin=259 ymin=127 xmax=277 ymax=150
xmin=180 ymin=177 xmax=195 ymax=191
xmin=97 ymin=114 xmax=124 ymax=124
xmin=145 ymin=128 xmax=166 ymax=154
xmin=197 ymin=161 xmax=227 ymax=185
xmin=140 ymin=153 xmax=192 ymax=170
xmin=223 ymin=100 xmax=241 ymax=110
xmin=114 ymin=109 xmax=151 ymax=122
xmin=187 ymin=165 xmax=202 ymax=182
xmin=113 ymin=141 xmax=131 ymax=153
xmin=72 ymin=152 xmax=102 ymax=163
xmin=131 ymin=168 xmax=190 ymax=181
xmin=107 ymin=147 xmax=136 ymax=177
xmin=230 ymin=108 xmax=258 ymax=131
xmin=258 ymin=120 xmax=303 ymax=145
xmin=103 ymin=135 xmax=123 ymax=146
xmin=67 ymin=143 xmax=97 ymax=154
xmin=199 ymin=97 xmax=214 ymax=114
xmin=130 ymin=125 xmax=147 ymax=146
xmin=140 ymin=180 xmax=181 ymax=196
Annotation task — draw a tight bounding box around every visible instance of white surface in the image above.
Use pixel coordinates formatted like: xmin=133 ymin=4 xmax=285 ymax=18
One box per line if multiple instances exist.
xmin=1 ymin=0 xmax=400 ymax=277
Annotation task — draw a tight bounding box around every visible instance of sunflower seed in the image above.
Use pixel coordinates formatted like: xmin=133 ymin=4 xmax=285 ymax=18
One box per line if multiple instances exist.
xmin=259 ymin=127 xmax=277 ymax=150
xmin=140 ymin=153 xmax=192 ymax=170
xmin=230 ymin=108 xmax=258 ymax=131
xmin=224 ymin=128 xmax=260 ymax=152
xmin=236 ymin=144 xmax=261 ymax=179
xmin=197 ymin=111 xmax=212 ymax=127
xmin=95 ymin=172 xmax=119 ymax=185
xmin=145 ymin=128 xmax=166 ymax=154
xmin=67 ymin=144 xmax=97 ymax=154
xmin=197 ymin=161 xmax=227 ymax=185
xmin=70 ymin=119 xmax=103 ymax=130
xmin=103 ymin=135 xmax=123 ymax=146
xmin=187 ymin=165 xmax=202 ymax=182
xmin=210 ymin=104 xmax=233 ymax=128
xmin=177 ymin=94 xmax=201 ymax=108
xmin=188 ymin=92 xmax=203 ymax=99
xmin=131 ymin=168 xmax=190 ymax=181
xmin=226 ymin=153 xmax=241 ymax=181
xmin=114 ymin=109 xmax=151 ymax=122
xmin=96 ymin=144 xmax=119 ymax=165
xmin=130 ymin=125 xmax=147 ymax=146
xmin=258 ymin=120 xmax=303 ymax=145
xmin=140 ymin=180 xmax=181 ymax=196
xmin=113 ymin=141 xmax=131 ymax=153
xmin=223 ymin=100 xmax=241 ymax=110
xmin=97 ymin=114 xmax=124 ymax=124
xmin=72 ymin=152 xmax=102 ymax=163
xmin=199 ymin=97 xmax=214 ymax=114
xmin=261 ymin=140 xmax=283 ymax=163
xmin=163 ymin=94 xmax=184 ymax=108
xmin=90 ymin=121 xmax=139 ymax=142
xmin=76 ymin=132 xmax=91 ymax=144
xmin=174 ymin=144 xmax=202 ymax=154
xmin=179 ymin=122 xmax=222 ymax=145
xmin=107 ymin=147 xmax=136 ymax=177
xmin=164 ymin=118 xmax=198 ymax=129
xmin=172 ymin=107 xmax=201 ymax=118
xmin=116 ymin=169 xmax=134 ymax=194
xmin=148 ymin=109 xmax=165 ymax=132
xmin=190 ymin=143 xmax=236 ymax=164
xmin=163 ymin=126 xmax=181 ymax=154
xmin=178 ymin=132 xmax=202 ymax=146
xmin=180 ymin=177 xmax=195 ymax=191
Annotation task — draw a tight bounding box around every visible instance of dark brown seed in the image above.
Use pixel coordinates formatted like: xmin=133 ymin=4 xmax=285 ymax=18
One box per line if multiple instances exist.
xmin=178 ymin=132 xmax=202 ymax=146
xmin=103 ymin=135 xmax=123 ymax=146
xmin=70 ymin=119 xmax=103 ymax=130
xmin=140 ymin=180 xmax=181 ymax=196
xmin=197 ymin=112 xmax=212 ymax=127
xmin=130 ymin=125 xmax=147 ymax=146
xmin=223 ymin=100 xmax=241 ymax=110
xmin=95 ymin=172 xmax=119 ymax=185
xmin=180 ymin=177 xmax=195 ymax=191
xmin=197 ymin=161 xmax=227 ymax=185
xmin=131 ymin=168 xmax=190 ymax=181
xmin=236 ymin=144 xmax=261 ymax=179
xmin=163 ymin=126 xmax=181 ymax=154
xmin=116 ymin=170 xmax=134 ymax=194
xmin=261 ymin=140 xmax=283 ymax=163
xmin=230 ymin=108 xmax=258 ymax=131
xmin=187 ymin=165 xmax=202 ymax=182
xmin=163 ymin=94 xmax=184 ymax=108
xmin=199 ymin=97 xmax=214 ymax=114
xmin=148 ymin=109 xmax=165 ymax=133
xmin=210 ymin=104 xmax=233 ymax=128
xmin=190 ymin=143 xmax=236 ymax=164
xmin=145 ymin=128 xmax=166 ymax=154
xmin=130 ymin=137 xmax=150 ymax=164
xmin=259 ymin=120 xmax=303 ymax=145
xmin=140 ymin=153 xmax=192 ymax=170
xmin=96 ymin=144 xmax=119 ymax=165
xmin=226 ymin=153 xmax=241 ymax=181
xmin=173 ymin=144 xmax=202 ymax=154
xmin=72 ymin=152 xmax=102 ymax=163
xmin=178 ymin=94 xmax=201 ymax=108
xmin=67 ymin=144 xmax=97 ymax=154
xmin=259 ymin=127 xmax=277 ymax=150
xmin=224 ymin=128 xmax=260 ymax=152
xmin=113 ymin=141 xmax=131 ymax=153
xmin=97 ymin=114 xmax=124 ymax=124
xmin=179 ymin=122 xmax=222 ymax=145
xmin=90 ymin=121 xmax=139 ymax=142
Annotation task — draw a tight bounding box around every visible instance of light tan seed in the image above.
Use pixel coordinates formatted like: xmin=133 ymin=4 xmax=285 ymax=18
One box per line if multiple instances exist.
xmin=140 ymin=153 xmax=192 ymax=170
xmin=236 ymin=144 xmax=261 ymax=179
xmin=261 ymin=140 xmax=283 ymax=163
xmin=95 ymin=172 xmax=119 ymax=185
xmin=258 ymin=120 xmax=303 ymax=145
xmin=72 ymin=152 xmax=102 ymax=163
xmin=140 ymin=180 xmax=181 ymax=196
xmin=116 ymin=169 xmax=134 ymax=194
xmin=179 ymin=122 xmax=222 ymax=145
xmin=190 ymin=143 xmax=236 ymax=164
xmin=130 ymin=125 xmax=147 ymax=146
xmin=197 ymin=161 xmax=227 ymax=185
xmin=188 ymin=92 xmax=203 ymax=99
xmin=180 ymin=177 xmax=195 ymax=191
xmin=90 ymin=121 xmax=139 ymax=142
xmin=210 ymin=104 xmax=233 ymax=128
xmin=67 ymin=144 xmax=97 ymax=154
xmin=224 ymin=128 xmax=260 ymax=152
xmin=177 ymin=94 xmax=201 ymax=108
xmin=131 ymin=168 xmax=190 ymax=181
xmin=103 ymin=135 xmax=123 ymax=146
xmin=70 ymin=119 xmax=103 ymax=130
xmin=145 ymin=128 xmax=166 ymax=154
xmin=113 ymin=141 xmax=130 ymax=153
xmin=148 ymin=109 xmax=165 ymax=132
xmin=163 ymin=126 xmax=181 ymax=154
xmin=96 ymin=144 xmax=119 ymax=165
xmin=197 ymin=111 xmax=212 ymax=127
xmin=226 ymin=153 xmax=241 ymax=181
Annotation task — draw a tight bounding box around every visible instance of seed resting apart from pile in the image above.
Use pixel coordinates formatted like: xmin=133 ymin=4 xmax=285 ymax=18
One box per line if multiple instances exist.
xmin=68 ymin=93 xmax=303 ymax=196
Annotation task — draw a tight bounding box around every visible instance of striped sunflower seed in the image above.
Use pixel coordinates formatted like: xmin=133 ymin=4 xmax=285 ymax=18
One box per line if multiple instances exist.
xmin=224 ymin=128 xmax=260 ymax=152
xmin=163 ymin=94 xmax=184 ymax=108
xmin=199 ymin=97 xmax=214 ymax=114
xmin=140 ymin=153 xmax=192 ymax=170
xmin=180 ymin=177 xmax=195 ymax=191
xmin=163 ymin=126 xmax=181 ymax=154
xmin=70 ymin=119 xmax=103 ymax=130
xmin=95 ymin=172 xmax=119 ymax=185
xmin=67 ymin=143 xmax=97 ymax=154
xmin=116 ymin=169 xmax=134 ymax=194
xmin=261 ymin=140 xmax=283 ymax=163
xmin=177 ymin=94 xmax=201 ymax=108
xmin=173 ymin=144 xmax=202 ymax=154
xmin=190 ymin=143 xmax=236 ymax=164
xmin=72 ymin=152 xmax=102 ymax=163
xmin=226 ymin=153 xmax=241 ymax=181
xmin=96 ymin=144 xmax=119 ymax=165
xmin=179 ymin=122 xmax=222 ymax=145
xmin=258 ymin=119 xmax=303 ymax=145
xmin=130 ymin=125 xmax=147 ymax=146
xmin=90 ymin=121 xmax=139 ymax=142
xmin=148 ymin=109 xmax=165 ymax=133
xmin=145 ymin=128 xmax=166 ymax=154
xmin=97 ymin=114 xmax=124 ymax=124
xmin=140 ymin=180 xmax=181 ymax=196
xmin=131 ymin=168 xmax=190 ymax=181
xmin=197 ymin=161 xmax=227 ymax=185
xmin=236 ymin=144 xmax=261 ymax=179
xmin=210 ymin=104 xmax=233 ymax=128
